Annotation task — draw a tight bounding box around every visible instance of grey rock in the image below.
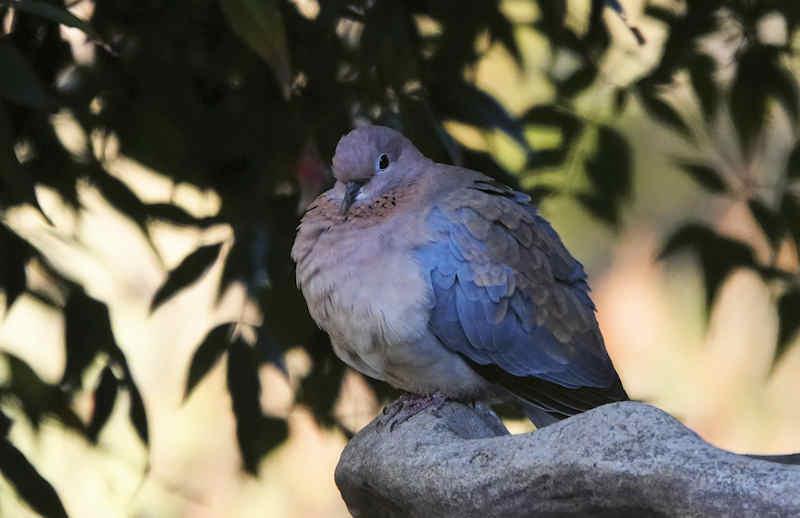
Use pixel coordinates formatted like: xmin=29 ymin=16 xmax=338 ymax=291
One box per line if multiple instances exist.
xmin=335 ymin=401 xmax=800 ymax=517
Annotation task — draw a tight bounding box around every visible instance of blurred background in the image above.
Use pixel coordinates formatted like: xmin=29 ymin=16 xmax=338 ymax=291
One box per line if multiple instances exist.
xmin=1 ymin=0 xmax=799 ymax=516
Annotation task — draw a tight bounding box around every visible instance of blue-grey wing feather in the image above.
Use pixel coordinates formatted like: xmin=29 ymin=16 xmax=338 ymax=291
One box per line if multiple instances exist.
xmin=416 ymin=180 xmax=621 ymax=397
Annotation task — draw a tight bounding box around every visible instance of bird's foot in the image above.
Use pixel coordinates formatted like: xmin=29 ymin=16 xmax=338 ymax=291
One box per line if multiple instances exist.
xmin=377 ymin=392 xmax=448 ymax=431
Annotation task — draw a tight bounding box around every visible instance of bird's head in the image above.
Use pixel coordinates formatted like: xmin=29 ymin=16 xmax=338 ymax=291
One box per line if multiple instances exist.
xmin=331 ymin=125 xmax=424 ymax=215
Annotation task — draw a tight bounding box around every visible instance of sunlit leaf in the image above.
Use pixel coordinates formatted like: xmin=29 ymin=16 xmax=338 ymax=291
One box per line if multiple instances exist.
xmin=150 ymin=242 xmax=223 ymax=312
xmin=220 ymin=0 xmax=292 ymax=98
xmin=9 ymin=0 xmax=112 ymax=53
xmin=678 ymin=162 xmax=726 ymax=193
xmin=184 ymin=323 xmax=234 ymax=400
xmin=0 ymin=41 xmax=50 ymax=109
xmin=86 ymin=365 xmax=118 ymax=443
xmin=0 ymin=439 xmax=68 ymax=518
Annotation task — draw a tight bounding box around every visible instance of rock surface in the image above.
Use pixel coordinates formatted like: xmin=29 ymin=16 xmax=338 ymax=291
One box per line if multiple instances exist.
xmin=335 ymin=401 xmax=800 ymax=517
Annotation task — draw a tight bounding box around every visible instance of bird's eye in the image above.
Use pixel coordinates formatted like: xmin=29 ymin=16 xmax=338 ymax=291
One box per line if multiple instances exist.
xmin=377 ymin=153 xmax=390 ymax=171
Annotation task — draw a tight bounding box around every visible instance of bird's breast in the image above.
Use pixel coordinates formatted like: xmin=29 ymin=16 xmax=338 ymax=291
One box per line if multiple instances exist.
xmin=294 ymin=218 xmax=432 ymax=377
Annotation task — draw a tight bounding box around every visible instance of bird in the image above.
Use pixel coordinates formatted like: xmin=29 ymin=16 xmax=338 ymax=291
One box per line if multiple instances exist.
xmin=291 ymin=125 xmax=627 ymax=428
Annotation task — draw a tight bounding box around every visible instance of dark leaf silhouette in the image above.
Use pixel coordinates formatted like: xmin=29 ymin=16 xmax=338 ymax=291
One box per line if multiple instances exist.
xmin=777 ymin=290 xmax=800 ymax=361
xmin=0 ymin=41 xmax=50 ymax=109
xmin=678 ymin=162 xmax=726 ymax=193
xmin=660 ymin=224 xmax=756 ymax=311
xmin=0 ymin=438 xmax=68 ymax=518
xmin=580 ymin=126 xmax=632 ymax=225
xmin=748 ymin=199 xmax=785 ymax=250
xmin=126 ymin=378 xmax=149 ymax=445
xmin=62 ymin=289 xmax=114 ymax=389
xmin=150 ymin=243 xmax=223 ymax=312
xmin=730 ymin=46 xmax=772 ymax=155
xmin=87 ymin=365 xmax=119 ymax=443
xmin=787 ymin=143 xmax=800 ymax=179
xmin=185 ymin=323 xmax=234 ymax=400
xmin=227 ymin=337 xmax=288 ymax=473
xmin=688 ymin=54 xmax=718 ymax=121
xmin=0 ymin=224 xmax=31 ymax=309
xmin=639 ymin=89 xmax=691 ymax=136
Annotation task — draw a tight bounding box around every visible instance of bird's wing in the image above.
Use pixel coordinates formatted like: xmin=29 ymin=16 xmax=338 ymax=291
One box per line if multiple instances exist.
xmin=416 ymin=178 xmax=625 ymax=416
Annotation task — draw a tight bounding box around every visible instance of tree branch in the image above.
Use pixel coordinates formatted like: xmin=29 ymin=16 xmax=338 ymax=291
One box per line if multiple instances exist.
xmin=335 ymin=401 xmax=800 ymax=517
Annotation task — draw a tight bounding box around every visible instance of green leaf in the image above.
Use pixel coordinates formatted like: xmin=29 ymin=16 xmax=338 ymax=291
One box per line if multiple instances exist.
xmin=227 ymin=338 xmax=288 ymax=473
xmin=659 ymin=223 xmax=756 ymax=312
xmin=0 ymin=41 xmax=50 ymax=109
xmin=777 ymin=289 xmax=800 ymax=361
xmin=86 ymin=365 xmax=119 ymax=443
xmin=184 ymin=323 xmax=234 ymax=400
xmin=150 ymin=242 xmax=223 ymax=312
xmin=10 ymin=0 xmax=112 ymax=53
xmin=678 ymin=162 xmax=726 ymax=193
xmin=0 ymin=438 xmax=68 ymax=518
xmin=220 ymin=0 xmax=292 ymax=98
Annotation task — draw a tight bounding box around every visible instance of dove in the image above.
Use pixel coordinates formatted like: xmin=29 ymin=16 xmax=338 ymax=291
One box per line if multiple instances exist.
xmin=291 ymin=125 xmax=627 ymax=427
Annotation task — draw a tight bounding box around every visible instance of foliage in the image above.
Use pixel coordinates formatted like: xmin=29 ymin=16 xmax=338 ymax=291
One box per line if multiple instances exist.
xmin=0 ymin=0 xmax=798 ymax=513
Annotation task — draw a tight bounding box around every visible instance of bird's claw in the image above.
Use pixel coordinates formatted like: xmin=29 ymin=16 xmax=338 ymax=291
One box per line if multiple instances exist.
xmin=376 ymin=392 xmax=448 ymax=431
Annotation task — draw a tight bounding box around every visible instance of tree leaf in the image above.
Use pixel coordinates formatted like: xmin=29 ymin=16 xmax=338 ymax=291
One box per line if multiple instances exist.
xmin=639 ymin=89 xmax=691 ymax=136
xmin=150 ymin=242 xmax=223 ymax=312
xmin=0 ymin=41 xmax=50 ymax=109
xmin=730 ymin=46 xmax=772 ymax=155
xmin=433 ymin=81 xmax=533 ymax=160
xmin=786 ymin=142 xmax=800 ymax=180
xmin=748 ymin=199 xmax=785 ymax=250
xmin=659 ymin=223 xmax=756 ymax=311
xmin=62 ymin=290 xmax=108 ymax=388
xmin=0 ymin=438 xmax=68 ymax=518
xmin=678 ymin=162 xmax=726 ymax=193
xmin=184 ymin=323 xmax=234 ymax=400
xmin=557 ymin=65 xmax=598 ymax=99
xmin=10 ymin=0 xmax=112 ymax=53
xmin=766 ymin=60 xmax=799 ymax=125
xmin=777 ymin=289 xmax=800 ymax=361
xmin=86 ymin=365 xmax=118 ymax=443
xmin=0 ymin=223 xmax=31 ymax=309
xmin=581 ymin=126 xmax=632 ymax=226
xmin=126 ymin=378 xmax=148 ymax=445
xmin=227 ymin=338 xmax=288 ymax=474
xmin=220 ymin=0 xmax=292 ymax=98
xmin=688 ymin=53 xmax=718 ymax=121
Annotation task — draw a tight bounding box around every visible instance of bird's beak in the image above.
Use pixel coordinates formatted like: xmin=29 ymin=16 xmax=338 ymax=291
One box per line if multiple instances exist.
xmin=341 ymin=180 xmax=365 ymax=215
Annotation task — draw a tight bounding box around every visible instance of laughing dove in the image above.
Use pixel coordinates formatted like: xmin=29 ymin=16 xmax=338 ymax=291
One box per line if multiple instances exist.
xmin=292 ymin=125 xmax=627 ymax=427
